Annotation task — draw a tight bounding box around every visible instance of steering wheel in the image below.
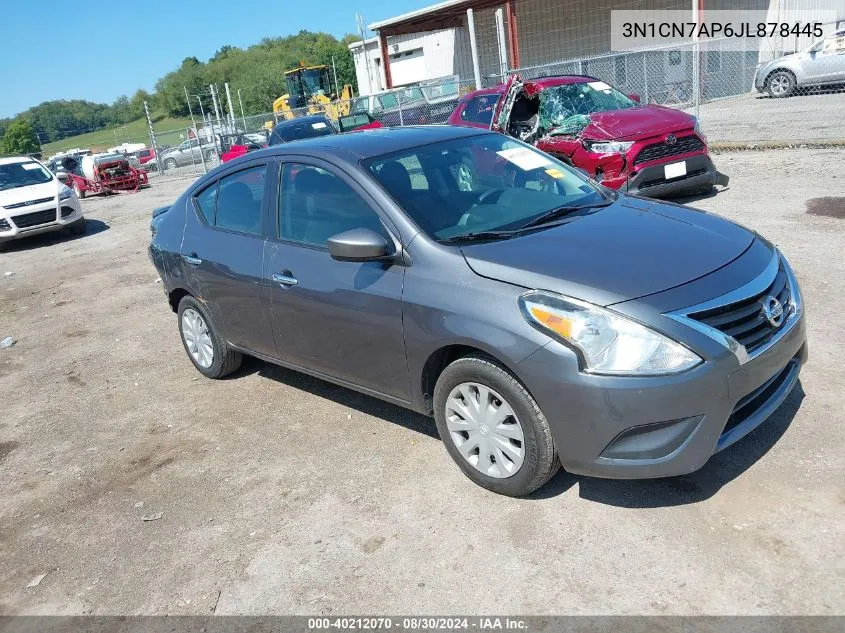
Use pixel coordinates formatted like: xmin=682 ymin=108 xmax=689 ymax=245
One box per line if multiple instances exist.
xmin=458 ymin=189 xmax=507 ymax=226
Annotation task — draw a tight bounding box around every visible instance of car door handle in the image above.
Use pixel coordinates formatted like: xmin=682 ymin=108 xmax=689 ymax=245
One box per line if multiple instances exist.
xmin=272 ymin=272 xmax=298 ymax=287
xmin=183 ymin=254 xmax=202 ymax=266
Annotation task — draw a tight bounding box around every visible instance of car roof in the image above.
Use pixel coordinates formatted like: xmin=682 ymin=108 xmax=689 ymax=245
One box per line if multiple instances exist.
xmin=272 ymin=114 xmax=331 ymax=129
xmin=268 ymin=125 xmax=490 ymax=160
xmin=464 ymin=75 xmax=600 ymax=99
xmin=0 ymin=156 xmax=39 ymax=165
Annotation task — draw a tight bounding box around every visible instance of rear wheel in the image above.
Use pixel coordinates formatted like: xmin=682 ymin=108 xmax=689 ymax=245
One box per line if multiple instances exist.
xmin=433 ymin=354 xmax=559 ymax=496
xmin=204 ymin=149 xmax=216 ymax=162
xmin=177 ymin=296 xmax=242 ymax=378
xmin=767 ymin=71 xmax=796 ymax=98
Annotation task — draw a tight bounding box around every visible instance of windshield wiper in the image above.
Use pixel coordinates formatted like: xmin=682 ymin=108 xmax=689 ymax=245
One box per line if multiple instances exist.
xmin=520 ymin=201 xmax=612 ymax=230
xmin=439 ymin=230 xmax=521 ymax=244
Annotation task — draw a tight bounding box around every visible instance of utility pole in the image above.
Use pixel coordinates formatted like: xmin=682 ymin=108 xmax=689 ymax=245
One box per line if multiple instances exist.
xmin=237 ymin=89 xmax=247 ymax=130
xmin=209 ymin=85 xmax=222 ymax=129
xmin=184 ymin=86 xmax=197 ymax=134
xmin=224 ymin=82 xmax=237 ymax=130
xmin=357 ymin=13 xmax=373 ymax=95
xmin=331 ymin=56 xmax=340 ymax=97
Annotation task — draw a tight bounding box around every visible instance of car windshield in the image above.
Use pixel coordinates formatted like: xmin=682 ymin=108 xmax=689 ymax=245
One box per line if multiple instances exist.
xmin=397 ymin=86 xmax=424 ymax=105
xmin=364 ymin=133 xmax=607 ymax=242
xmin=540 ymin=81 xmax=636 ymax=122
xmin=0 ymin=161 xmax=54 ymax=191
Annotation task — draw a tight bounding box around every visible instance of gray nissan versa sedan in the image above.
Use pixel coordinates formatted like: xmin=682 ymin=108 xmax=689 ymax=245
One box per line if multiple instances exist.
xmin=148 ymin=126 xmax=806 ymax=496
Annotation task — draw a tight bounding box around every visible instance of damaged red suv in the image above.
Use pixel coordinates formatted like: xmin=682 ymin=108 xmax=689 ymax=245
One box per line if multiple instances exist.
xmin=448 ymin=75 xmax=728 ymax=198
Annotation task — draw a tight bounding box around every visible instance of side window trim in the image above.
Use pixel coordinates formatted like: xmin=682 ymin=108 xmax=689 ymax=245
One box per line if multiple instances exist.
xmin=191 ymin=181 xmax=217 ymax=227
xmin=272 ymin=155 xmax=400 ymax=251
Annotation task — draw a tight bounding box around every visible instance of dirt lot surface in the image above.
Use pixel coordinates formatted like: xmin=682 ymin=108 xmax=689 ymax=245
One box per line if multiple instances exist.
xmin=1 ymin=148 xmax=844 ymax=615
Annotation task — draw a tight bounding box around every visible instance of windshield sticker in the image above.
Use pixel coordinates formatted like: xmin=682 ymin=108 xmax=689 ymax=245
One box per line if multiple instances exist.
xmin=497 ymin=147 xmax=553 ymax=171
xmin=545 ymin=168 xmax=565 ymax=179
xmin=21 ymin=163 xmax=42 ymax=170
xmin=587 ymin=81 xmax=612 ymax=92
xmin=311 ymin=122 xmax=327 ymax=129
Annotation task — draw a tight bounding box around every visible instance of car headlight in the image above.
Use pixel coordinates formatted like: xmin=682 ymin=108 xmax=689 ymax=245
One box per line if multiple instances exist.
xmin=59 ymin=186 xmax=73 ymax=200
xmin=584 ymin=140 xmax=634 ymax=154
xmin=519 ymin=291 xmax=702 ymax=376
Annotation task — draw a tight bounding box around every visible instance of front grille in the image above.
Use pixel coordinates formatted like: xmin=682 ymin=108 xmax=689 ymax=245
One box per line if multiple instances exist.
xmin=634 ymin=135 xmax=704 ymax=166
xmin=11 ymin=209 xmax=57 ymax=228
xmin=639 ymin=168 xmax=707 ymax=189
xmin=4 ymin=196 xmax=55 ymax=210
xmin=688 ymin=260 xmax=792 ymax=353
xmin=722 ymin=359 xmax=798 ymax=436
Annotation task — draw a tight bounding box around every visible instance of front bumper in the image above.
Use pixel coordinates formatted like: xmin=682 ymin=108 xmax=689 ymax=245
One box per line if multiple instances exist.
xmin=0 ymin=196 xmax=83 ymax=243
xmin=516 ymin=298 xmax=806 ymax=480
xmin=621 ymin=154 xmax=729 ymax=198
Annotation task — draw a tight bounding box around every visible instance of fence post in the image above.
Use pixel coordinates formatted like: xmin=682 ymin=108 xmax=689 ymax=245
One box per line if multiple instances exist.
xmin=143 ymin=101 xmax=161 ymax=174
xmin=643 ymin=52 xmax=650 ymax=103
xmin=397 ymin=91 xmax=404 ymax=126
xmin=467 ymin=8 xmax=482 ymax=91
xmin=495 ymin=9 xmax=509 ymax=78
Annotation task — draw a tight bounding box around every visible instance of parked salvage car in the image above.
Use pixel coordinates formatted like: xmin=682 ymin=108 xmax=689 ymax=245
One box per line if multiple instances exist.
xmin=0 ymin=156 xmax=85 ymax=248
xmin=755 ymin=29 xmax=845 ymax=97
xmin=158 ymin=137 xmax=217 ymax=169
xmin=149 ymin=126 xmax=805 ymax=497
xmin=451 ymin=75 xmax=729 ymax=198
xmin=220 ymin=132 xmax=268 ymax=163
xmin=268 ymin=114 xmax=336 ymax=146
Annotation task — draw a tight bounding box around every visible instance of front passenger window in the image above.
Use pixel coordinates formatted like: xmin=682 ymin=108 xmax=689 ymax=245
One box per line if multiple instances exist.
xmin=278 ymin=163 xmax=386 ymax=247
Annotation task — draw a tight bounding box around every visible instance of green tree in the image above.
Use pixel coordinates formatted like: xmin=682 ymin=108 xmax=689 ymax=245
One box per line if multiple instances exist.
xmin=1 ymin=118 xmax=40 ymax=156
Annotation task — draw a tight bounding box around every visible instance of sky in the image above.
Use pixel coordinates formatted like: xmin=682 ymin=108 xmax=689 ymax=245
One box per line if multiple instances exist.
xmin=0 ymin=0 xmax=426 ymax=118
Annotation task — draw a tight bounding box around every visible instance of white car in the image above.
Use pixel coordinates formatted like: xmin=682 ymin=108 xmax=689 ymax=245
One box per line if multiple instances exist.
xmin=0 ymin=156 xmax=85 ymax=248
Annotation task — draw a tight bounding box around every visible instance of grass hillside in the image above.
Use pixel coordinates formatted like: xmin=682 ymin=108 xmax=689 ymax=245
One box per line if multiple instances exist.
xmin=42 ymin=115 xmax=194 ymax=155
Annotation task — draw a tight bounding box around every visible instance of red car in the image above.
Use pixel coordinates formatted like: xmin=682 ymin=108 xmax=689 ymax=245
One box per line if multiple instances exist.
xmin=134 ymin=148 xmax=156 ymax=165
xmin=448 ymin=75 xmax=728 ymax=198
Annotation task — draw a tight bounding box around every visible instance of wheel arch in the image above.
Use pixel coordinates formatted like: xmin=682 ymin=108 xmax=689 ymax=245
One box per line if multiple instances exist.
xmin=419 ymin=343 xmax=529 ymax=415
xmin=168 ymin=287 xmax=192 ymax=313
xmin=764 ymin=67 xmax=797 ymax=86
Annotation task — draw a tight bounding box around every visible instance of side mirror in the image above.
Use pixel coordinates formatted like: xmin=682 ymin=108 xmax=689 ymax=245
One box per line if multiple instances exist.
xmin=327 ymin=228 xmax=390 ymax=262
xmin=628 ymin=93 xmax=641 ymax=103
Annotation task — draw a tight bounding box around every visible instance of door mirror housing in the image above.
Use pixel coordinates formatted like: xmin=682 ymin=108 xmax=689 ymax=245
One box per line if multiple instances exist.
xmin=628 ymin=93 xmax=641 ymax=103
xmin=327 ymin=228 xmax=391 ymax=262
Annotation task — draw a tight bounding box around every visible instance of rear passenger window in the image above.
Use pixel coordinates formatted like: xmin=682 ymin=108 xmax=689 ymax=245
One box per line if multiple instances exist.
xmin=215 ymin=166 xmax=266 ymax=235
xmin=192 ymin=165 xmax=266 ymax=236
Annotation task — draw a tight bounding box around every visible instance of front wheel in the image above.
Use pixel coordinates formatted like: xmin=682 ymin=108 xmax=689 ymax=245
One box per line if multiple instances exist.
xmin=767 ymin=71 xmax=796 ymax=98
xmin=164 ymin=158 xmax=178 ymax=170
xmin=177 ymin=296 xmax=242 ymax=378
xmin=433 ymin=355 xmax=559 ymax=496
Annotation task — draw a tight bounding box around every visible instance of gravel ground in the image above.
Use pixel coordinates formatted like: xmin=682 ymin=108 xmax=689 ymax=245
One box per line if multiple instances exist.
xmin=694 ymin=90 xmax=845 ymax=145
xmin=1 ymin=148 xmax=843 ymax=616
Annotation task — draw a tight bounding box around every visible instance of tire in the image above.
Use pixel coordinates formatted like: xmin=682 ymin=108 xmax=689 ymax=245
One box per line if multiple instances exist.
xmin=73 ymin=182 xmax=86 ymax=199
xmin=204 ymin=150 xmax=216 ymax=162
xmin=164 ymin=158 xmax=178 ymax=170
xmin=177 ymin=295 xmax=242 ymax=379
xmin=433 ymin=354 xmax=559 ymax=496
xmin=766 ymin=70 xmax=796 ymax=98
xmin=68 ymin=217 xmax=86 ymax=236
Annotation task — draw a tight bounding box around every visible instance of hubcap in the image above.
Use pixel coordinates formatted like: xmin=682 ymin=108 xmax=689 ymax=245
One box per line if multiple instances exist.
xmin=181 ymin=308 xmax=214 ymax=368
xmin=445 ymin=382 xmax=525 ymax=478
xmin=772 ymin=76 xmax=789 ymax=95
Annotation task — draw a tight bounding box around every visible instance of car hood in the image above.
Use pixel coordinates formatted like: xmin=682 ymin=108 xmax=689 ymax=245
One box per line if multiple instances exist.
xmin=0 ymin=180 xmax=60 ymax=209
xmin=461 ymin=196 xmax=755 ymax=306
xmin=580 ymin=106 xmax=696 ymax=141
